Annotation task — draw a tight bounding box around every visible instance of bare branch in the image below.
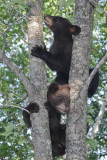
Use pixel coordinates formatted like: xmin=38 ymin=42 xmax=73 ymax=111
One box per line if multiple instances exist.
xmin=0 ymin=51 xmax=35 ymax=99
xmin=88 ymin=54 xmax=107 ymax=87
xmin=89 ymin=0 xmax=107 ymax=16
xmin=81 ymin=54 xmax=107 ymax=96
xmin=0 ymin=104 xmax=30 ymax=114
xmin=89 ymin=93 xmax=107 ymax=139
xmin=87 ymin=92 xmax=107 ymax=152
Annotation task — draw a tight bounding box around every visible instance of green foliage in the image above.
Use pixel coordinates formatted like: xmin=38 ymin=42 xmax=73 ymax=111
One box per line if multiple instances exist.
xmin=0 ymin=108 xmax=34 ymax=159
xmin=0 ymin=0 xmax=28 ymax=11
xmin=0 ymin=0 xmax=107 ymax=159
xmin=87 ymin=138 xmax=98 ymax=150
xmin=0 ymin=1 xmax=32 ymax=159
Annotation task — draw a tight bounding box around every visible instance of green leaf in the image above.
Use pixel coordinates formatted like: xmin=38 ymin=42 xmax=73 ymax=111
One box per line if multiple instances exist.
xmin=3 ymin=123 xmax=13 ymax=137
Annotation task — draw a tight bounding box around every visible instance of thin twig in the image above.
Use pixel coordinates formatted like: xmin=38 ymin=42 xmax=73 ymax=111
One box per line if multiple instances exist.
xmin=89 ymin=96 xmax=107 ymax=139
xmin=81 ymin=54 xmax=107 ymax=96
xmin=87 ymin=54 xmax=107 ymax=88
xmin=89 ymin=0 xmax=107 ymax=16
xmin=0 ymin=52 xmax=35 ymax=99
xmin=0 ymin=104 xmax=30 ymax=114
xmin=87 ymin=92 xmax=107 ymax=152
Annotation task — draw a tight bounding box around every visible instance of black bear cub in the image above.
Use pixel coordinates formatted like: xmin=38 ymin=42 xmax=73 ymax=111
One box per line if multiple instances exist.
xmin=45 ymin=83 xmax=70 ymax=157
xmin=46 ymin=82 xmax=70 ymax=113
xmin=23 ymin=83 xmax=70 ymax=157
xmin=31 ymin=14 xmax=81 ymax=84
xmin=23 ymin=14 xmax=80 ymax=158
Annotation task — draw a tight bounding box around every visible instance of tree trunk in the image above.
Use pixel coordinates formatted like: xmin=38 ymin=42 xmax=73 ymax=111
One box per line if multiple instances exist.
xmin=66 ymin=0 xmax=99 ymax=159
xmin=27 ymin=1 xmax=52 ymax=159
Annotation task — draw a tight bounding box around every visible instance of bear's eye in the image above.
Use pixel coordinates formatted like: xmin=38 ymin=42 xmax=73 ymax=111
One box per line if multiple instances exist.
xmin=53 ymin=17 xmax=58 ymax=21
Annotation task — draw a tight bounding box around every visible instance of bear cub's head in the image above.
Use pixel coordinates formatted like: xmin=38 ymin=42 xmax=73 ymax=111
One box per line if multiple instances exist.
xmin=47 ymin=82 xmax=70 ymax=114
xmin=44 ymin=14 xmax=81 ymax=36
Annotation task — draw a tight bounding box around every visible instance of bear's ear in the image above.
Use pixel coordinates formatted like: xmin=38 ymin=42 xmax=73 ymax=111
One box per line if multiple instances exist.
xmin=69 ymin=25 xmax=81 ymax=35
xmin=48 ymin=82 xmax=59 ymax=94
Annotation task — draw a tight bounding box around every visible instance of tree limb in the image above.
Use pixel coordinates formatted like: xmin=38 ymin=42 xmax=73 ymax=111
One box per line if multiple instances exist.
xmin=81 ymin=54 xmax=107 ymax=96
xmin=89 ymin=0 xmax=107 ymax=16
xmin=0 ymin=50 xmax=35 ymax=99
xmin=0 ymin=104 xmax=30 ymax=114
xmin=87 ymin=92 xmax=107 ymax=152
xmin=89 ymin=92 xmax=107 ymax=139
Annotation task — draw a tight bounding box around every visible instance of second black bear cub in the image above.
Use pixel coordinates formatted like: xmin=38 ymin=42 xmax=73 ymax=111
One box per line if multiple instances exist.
xmin=31 ymin=14 xmax=81 ymax=84
xmin=23 ymin=83 xmax=70 ymax=157
xmin=46 ymin=82 xmax=70 ymax=114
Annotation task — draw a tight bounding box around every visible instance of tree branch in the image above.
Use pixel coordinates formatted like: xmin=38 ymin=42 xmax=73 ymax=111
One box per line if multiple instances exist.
xmin=1 ymin=104 xmax=32 ymax=144
xmin=0 ymin=50 xmax=35 ymax=99
xmin=89 ymin=92 xmax=107 ymax=139
xmin=0 ymin=104 xmax=30 ymax=114
xmin=89 ymin=0 xmax=107 ymax=16
xmin=87 ymin=92 xmax=107 ymax=152
xmin=81 ymin=54 xmax=107 ymax=96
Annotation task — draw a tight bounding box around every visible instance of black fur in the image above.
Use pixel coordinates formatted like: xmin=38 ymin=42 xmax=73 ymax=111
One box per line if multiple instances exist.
xmin=31 ymin=14 xmax=81 ymax=84
xmin=47 ymin=82 xmax=70 ymax=113
xmin=88 ymin=68 xmax=99 ymax=98
xmin=22 ymin=102 xmax=39 ymax=128
xmin=45 ymin=101 xmax=66 ymax=157
xmin=23 ymin=102 xmax=66 ymax=157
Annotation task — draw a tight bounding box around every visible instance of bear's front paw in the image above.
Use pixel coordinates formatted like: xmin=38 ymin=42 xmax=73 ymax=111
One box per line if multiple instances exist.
xmin=29 ymin=102 xmax=39 ymax=113
xmin=31 ymin=45 xmax=45 ymax=58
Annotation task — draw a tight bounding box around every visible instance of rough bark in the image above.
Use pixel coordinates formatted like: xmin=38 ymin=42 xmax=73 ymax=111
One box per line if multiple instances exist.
xmin=27 ymin=1 xmax=52 ymax=160
xmin=66 ymin=0 xmax=99 ymax=159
